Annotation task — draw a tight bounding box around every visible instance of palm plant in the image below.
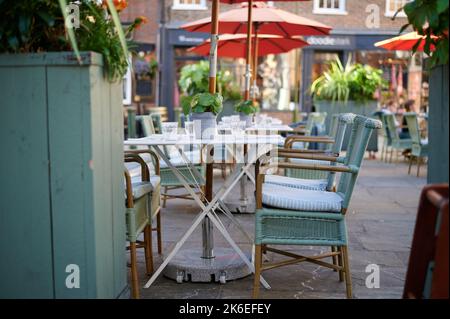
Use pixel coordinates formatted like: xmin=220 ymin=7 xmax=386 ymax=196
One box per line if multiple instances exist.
xmin=311 ymin=57 xmax=387 ymax=103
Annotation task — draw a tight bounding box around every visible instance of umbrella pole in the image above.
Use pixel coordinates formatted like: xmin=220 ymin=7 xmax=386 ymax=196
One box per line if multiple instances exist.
xmin=252 ymin=25 xmax=259 ymax=102
xmin=209 ymin=0 xmax=220 ymax=94
xmin=244 ymin=0 xmax=253 ymax=100
xmin=203 ymin=0 xmax=220 ymax=260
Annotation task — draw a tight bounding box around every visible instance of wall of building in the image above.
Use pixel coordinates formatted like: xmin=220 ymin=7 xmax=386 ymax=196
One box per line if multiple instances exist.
xmin=166 ymin=0 xmax=409 ymax=32
xmin=121 ymin=0 xmax=159 ymax=44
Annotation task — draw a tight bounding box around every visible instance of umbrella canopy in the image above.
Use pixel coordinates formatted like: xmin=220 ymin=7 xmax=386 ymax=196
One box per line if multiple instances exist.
xmin=219 ymin=0 xmax=299 ymax=3
xmin=182 ymin=2 xmax=331 ymax=37
xmin=374 ymin=31 xmax=436 ymax=51
xmin=188 ymin=34 xmax=309 ymax=58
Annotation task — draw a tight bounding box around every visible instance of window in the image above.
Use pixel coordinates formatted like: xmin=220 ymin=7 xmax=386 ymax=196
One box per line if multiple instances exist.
xmin=172 ymin=0 xmax=207 ymax=10
xmin=385 ymin=0 xmax=412 ymax=17
xmin=313 ymin=0 xmax=347 ymax=15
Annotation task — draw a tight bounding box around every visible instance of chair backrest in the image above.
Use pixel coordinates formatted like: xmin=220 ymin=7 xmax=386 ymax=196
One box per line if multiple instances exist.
xmin=383 ymin=113 xmax=400 ymax=142
xmin=404 ymin=112 xmax=421 ymax=144
xmin=305 ymin=112 xmax=327 ymax=136
xmin=147 ymin=106 xmax=168 ymax=122
xmin=337 ymin=115 xmax=382 ymax=210
xmin=380 ymin=113 xmax=392 ymax=144
xmin=136 ymin=115 xmax=156 ymax=137
xmin=150 ymin=113 xmax=163 ymax=134
xmin=325 ymin=113 xmax=355 ymax=189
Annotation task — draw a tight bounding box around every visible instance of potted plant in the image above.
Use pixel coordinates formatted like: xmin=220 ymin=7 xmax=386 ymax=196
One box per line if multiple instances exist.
xmin=310 ymin=57 xmax=387 ymax=150
xmin=181 ymin=92 xmax=223 ymax=139
xmin=235 ymin=100 xmax=259 ymax=127
xmin=0 ymin=0 xmax=146 ymax=298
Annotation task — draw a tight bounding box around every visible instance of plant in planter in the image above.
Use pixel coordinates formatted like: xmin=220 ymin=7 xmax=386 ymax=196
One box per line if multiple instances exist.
xmin=310 ymin=57 xmax=387 ymax=151
xmin=181 ymin=92 xmax=223 ymax=139
xmin=0 ymin=0 xmax=147 ymax=298
xmin=235 ymin=100 xmax=259 ymax=127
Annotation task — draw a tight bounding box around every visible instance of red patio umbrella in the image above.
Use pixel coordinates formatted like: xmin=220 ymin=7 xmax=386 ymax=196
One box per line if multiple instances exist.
xmin=374 ymin=31 xmax=436 ymax=51
xmin=182 ymin=1 xmax=331 ymax=99
xmin=188 ymin=34 xmax=309 ymax=58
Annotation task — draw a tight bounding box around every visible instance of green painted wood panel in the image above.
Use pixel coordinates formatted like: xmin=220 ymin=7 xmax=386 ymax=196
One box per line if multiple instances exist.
xmin=0 ymin=66 xmax=54 ymax=298
xmin=428 ymin=64 xmax=449 ymax=184
xmin=0 ymin=52 xmax=126 ymax=298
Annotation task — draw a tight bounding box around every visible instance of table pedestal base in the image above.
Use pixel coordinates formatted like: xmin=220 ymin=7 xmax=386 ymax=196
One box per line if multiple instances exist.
xmin=163 ymin=248 xmax=252 ymax=284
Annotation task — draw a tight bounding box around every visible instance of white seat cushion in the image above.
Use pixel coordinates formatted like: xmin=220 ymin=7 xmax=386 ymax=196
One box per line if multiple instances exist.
xmin=130 ymin=181 xmax=153 ymax=199
xmin=127 ymin=176 xmax=161 ymax=199
xmin=264 ymin=174 xmax=327 ymax=191
xmin=262 ymin=183 xmax=342 ymax=212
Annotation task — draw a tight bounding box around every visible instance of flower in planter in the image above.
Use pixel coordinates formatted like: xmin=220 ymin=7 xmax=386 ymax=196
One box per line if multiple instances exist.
xmin=102 ymin=0 xmax=128 ymax=12
xmin=134 ymin=16 xmax=148 ymax=29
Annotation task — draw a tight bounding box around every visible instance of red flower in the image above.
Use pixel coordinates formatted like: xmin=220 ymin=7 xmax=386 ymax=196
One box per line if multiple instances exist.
xmin=134 ymin=16 xmax=149 ymax=29
xmin=102 ymin=0 xmax=128 ymax=12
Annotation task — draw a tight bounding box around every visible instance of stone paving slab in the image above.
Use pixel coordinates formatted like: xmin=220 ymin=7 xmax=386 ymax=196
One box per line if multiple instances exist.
xmin=135 ymin=159 xmax=426 ymax=299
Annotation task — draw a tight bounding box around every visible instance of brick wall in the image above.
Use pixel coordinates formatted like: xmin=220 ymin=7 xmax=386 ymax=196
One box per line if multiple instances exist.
xmin=120 ymin=0 xmax=159 ymax=44
xmin=167 ymin=0 xmax=408 ymax=32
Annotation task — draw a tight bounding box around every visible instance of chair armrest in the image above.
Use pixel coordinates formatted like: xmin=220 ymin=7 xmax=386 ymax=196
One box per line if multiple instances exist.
xmin=261 ymin=162 xmax=356 ymax=175
xmin=124 ymin=169 xmax=134 ymax=208
xmin=277 ymin=151 xmax=340 ymax=162
xmin=125 ymin=154 xmax=150 ymax=181
xmin=284 ymin=135 xmax=334 ymax=148
xmin=125 ymin=149 xmax=160 ymax=175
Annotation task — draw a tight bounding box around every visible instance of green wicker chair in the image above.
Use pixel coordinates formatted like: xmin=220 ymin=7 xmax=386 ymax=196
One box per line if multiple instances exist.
xmin=124 ymin=151 xmax=161 ymax=299
xmin=383 ymin=113 xmax=412 ymax=163
xmin=283 ymin=113 xmax=353 ymax=182
xmin=379 ymin=113 xmax=393 ymax=162
xmin=253 ymin=115 xmax=382 ymax=299
xmin=137 ymin=114 xmax=205 ymax=207
xmin=404 ymin=112 xmax=428 ymax=177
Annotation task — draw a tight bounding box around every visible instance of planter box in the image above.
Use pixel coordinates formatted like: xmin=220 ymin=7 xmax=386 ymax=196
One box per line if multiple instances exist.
xmin=0 ymin=52 xmax=126 ymax=298
xmin=428 ymin=64 xmax=449 ymax=183
xmin=314 ymin=100 xmax=378 ymax=151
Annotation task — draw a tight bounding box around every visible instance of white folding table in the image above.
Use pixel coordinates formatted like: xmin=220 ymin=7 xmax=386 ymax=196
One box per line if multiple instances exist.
xmin=124 ymin=134 xmax=282 ymax=288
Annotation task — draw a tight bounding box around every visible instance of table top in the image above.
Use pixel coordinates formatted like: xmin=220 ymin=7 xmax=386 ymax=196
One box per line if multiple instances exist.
xmin=217 ymin=124 xmax=293 ymax=132
xmin=124 ymin=134 xmax=284 ymax=146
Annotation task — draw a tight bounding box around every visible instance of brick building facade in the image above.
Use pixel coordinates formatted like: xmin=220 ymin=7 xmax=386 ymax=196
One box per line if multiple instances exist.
xmin=153 ymin=0 xmax=417 ymax=116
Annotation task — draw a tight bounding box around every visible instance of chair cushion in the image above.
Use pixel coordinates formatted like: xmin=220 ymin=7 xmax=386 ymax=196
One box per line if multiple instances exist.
xmin=264 ymin=174 xmax=327 ymax=191
xmin=262 ymin=183 xmax=342 ymax=213
xmin=128 ymin=176 xmax=161 ymax=199
xmin=130 ymin=181 xmax=153 ymax=199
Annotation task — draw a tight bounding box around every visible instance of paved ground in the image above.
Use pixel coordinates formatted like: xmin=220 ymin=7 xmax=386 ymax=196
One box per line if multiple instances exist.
xmin=134 ymin=156 xmax=427 ymax=299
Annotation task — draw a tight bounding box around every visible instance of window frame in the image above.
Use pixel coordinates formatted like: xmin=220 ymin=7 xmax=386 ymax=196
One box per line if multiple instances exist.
xmin=313 ymin=0 xmax=348 ymax=15
xmin=172 ymin=0 xmax=208 ymax=11
xmin=385 ymin=0 xmax=412 ymax=18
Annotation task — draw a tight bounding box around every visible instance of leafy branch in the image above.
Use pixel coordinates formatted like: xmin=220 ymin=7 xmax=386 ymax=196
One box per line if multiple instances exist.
xmin=399 ymin=0 xmax=449 ymax=67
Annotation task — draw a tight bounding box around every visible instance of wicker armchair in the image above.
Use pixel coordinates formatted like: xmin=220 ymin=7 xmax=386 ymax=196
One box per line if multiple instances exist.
xmin=404 ymin=112 xmax=428 ymax=177
xmin=124 ymin=151 xmax=161 ymax=299
xmin=281 ymin=113 xmax=354 ymax=183
xmin=383 ymin=113 xmax=412 ymax=163
xmin=252 ymin=115 xmax=382 ymax=298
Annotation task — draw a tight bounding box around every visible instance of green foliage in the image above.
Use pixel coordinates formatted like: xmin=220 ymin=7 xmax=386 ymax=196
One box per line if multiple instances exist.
xmin=178 ymin=60 xmax=235 ymax=99
xmin=235 ymin=100 xmax=259 ymax=115
xmin=311 ymin=57 xmax=387 ymax=103
xmin=0 ymin=0 xmax=140 ymax=81
xmin=401 ymin=0 xmax=449 ymax=67
xmin=181 ymin=92 xmax=223 ymax=116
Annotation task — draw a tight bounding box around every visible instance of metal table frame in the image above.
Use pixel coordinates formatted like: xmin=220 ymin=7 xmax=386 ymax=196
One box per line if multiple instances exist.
xmin=125 ymin=134 xmax=282 ymax=289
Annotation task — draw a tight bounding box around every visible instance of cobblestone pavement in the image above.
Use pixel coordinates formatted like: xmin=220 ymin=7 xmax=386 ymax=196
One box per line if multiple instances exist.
xmin=134 ymin=157 xmax=427 ymax=299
